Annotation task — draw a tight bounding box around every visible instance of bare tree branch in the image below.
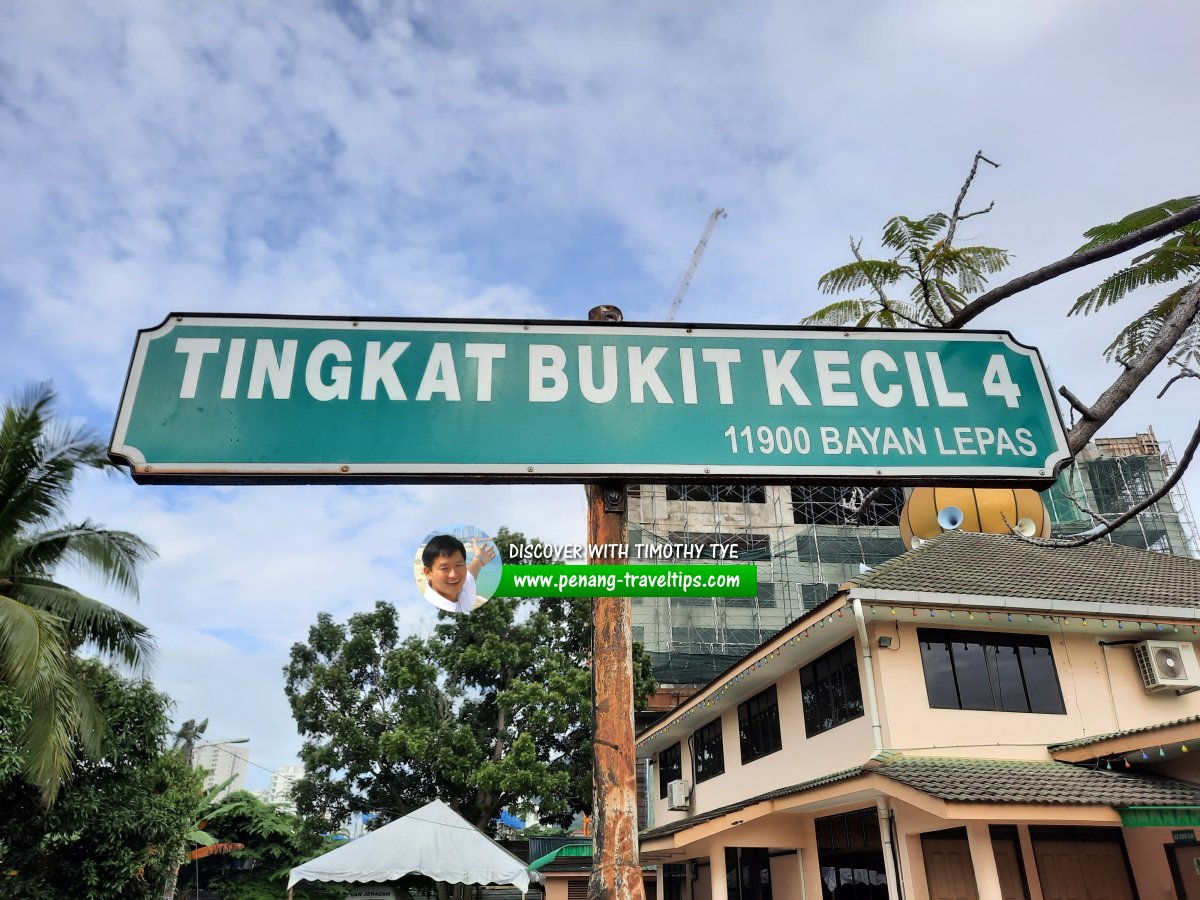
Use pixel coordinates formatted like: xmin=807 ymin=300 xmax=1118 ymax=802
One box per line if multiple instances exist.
xmin=851 ymin=486 xmax=885 ymax=525
xmin=1011 ymin=417 xmax=1200 ymax=548
xmin=1062 ymin=488 xmax=1111 ymax=525
xmin=956 ymin=201 xmax=995 ymax=224
xmin=1064 ymin=282 xmax=1200 ymax=453
xmin=1057 ymin=385 xmax=1097 ymax=420
xmin=929 ymin=152 xmax=999 ymax=326
xmin=943 ymin=201 xmax=1200 ymax=329
xmin=1158 ymin=370 xmax=1200 ymax=399
xmin=944 ymin=150 xmax=1000 ymax=250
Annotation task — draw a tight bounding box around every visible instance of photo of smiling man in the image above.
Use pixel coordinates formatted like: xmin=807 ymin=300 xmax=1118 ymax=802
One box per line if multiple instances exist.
xmin=415 ymin=526 xmax=500 ymax=613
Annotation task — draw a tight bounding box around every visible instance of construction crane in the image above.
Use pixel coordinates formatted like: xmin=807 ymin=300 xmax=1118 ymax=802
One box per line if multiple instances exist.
xmin=665 ymin=207 xmax=726 ymax=321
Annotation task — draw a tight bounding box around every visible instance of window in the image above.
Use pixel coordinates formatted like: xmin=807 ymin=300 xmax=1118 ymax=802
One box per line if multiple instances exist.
xmin=794 ymin=534 xmax=905 ymax=566
xmin=758 ymin=582 xmax=776 ymax=608
xmin=692 ymin=718 xmax=725 ymax=783
xmin=738 ymin=685 xmax=782 ymax=764
xmin=658 ymin=743 xmax=682 ymax=798
xmin=667 ymin=532 xmax=772 ymax=560
xmin=725 ymin=847 xmax=773 ymax=900
xmin=791 ymin=485 xmax=904 ymax=526
xmin=667 ymin=484 xmax=766 ymax=503
xmin=918 ymin=629 xmax=1065 ymax=714
xmin=799 ymin=582 xmax=841 ymax=611
xmin=800 ymin=640 xmax=864 ymax=737
xmin=815 ymin=808 xmax=889 ymax=900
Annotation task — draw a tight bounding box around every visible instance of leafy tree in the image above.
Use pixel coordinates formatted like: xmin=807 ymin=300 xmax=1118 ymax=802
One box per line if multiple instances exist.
xmin=285 ymin=527 xmax=655 ymax=831
xmin=806 ymin=154 xmax=1200 ymax=540
xmin=179 ymin=790 xmax=341 ymax=900
xmin=1069 ymin=196 xmax=1200 ymax=372
xmin=0 ymin=661 xmax=201 ymax=899
xmin=0 ymin=384 xmax=156 ymax=802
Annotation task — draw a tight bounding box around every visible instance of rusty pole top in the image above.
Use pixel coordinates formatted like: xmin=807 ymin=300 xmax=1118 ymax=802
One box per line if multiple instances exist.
xmin=588 ymin=305 xmax=624 ymax=323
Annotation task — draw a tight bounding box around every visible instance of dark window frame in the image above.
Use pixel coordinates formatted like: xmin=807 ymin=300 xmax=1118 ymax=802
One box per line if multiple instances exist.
xmin=691 ymin=718 xmax=725 ymax=783
xmin=738 ymin=684 xmax=783 ymax=764
xmin=658 ymin=742 xmax=682 ymax=798
xmin=667 ymin=484 xmax=767 ymax=504
xmin=917 ymin=628 xmax=1066 ymax=714
xmin=665 ymin=531 xmax=772 ymax=561
xmin=800 ymin=639 xmax=865 ymax=738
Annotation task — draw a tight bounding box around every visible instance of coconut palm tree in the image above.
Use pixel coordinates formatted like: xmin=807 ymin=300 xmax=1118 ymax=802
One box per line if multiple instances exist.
xmin=0 ymin=384 xmax=157 ymax=803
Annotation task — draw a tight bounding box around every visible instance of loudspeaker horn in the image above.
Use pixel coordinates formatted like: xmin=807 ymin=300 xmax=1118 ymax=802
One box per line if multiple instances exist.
xmin=1015 ymin=517 xmax=1038 ymax=537
xmin=937 ymin=505 xmax=964 ymax=531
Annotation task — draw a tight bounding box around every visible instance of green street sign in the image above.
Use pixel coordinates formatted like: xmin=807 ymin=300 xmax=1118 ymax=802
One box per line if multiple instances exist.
xmin=110 ymin=314 xmax=1071 ymax=485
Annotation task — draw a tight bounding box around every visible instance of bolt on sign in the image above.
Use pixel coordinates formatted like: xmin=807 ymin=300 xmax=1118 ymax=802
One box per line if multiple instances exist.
xmin=110 ymin=314 xmax=1070 ymax=485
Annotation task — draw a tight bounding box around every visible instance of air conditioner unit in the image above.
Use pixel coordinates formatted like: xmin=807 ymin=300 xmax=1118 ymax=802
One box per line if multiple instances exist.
xmin=666 ymin=779 xmax=692 ymax=811
xmin=1134 ymin=641 xmax=1200 ymax=694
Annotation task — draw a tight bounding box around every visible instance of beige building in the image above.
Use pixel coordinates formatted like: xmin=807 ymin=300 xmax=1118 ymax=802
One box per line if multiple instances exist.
xmin=636 ymin=531 xmax=1200 ymax=900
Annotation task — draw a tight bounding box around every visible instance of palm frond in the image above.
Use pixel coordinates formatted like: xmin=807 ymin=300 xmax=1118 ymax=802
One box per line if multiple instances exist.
xmin=949 ymin=244 xmax=1011 ymax=275
xmin=0 ymin=593 xmax=68 ymax=699
xmin=14 ymin=651 xmax=80 ymax=805
xmin=1077 ymin=196 xmax=1200 ymax=251
xmin=0 ymin=389 xmax=111 ymax=543
xmin=8 ymin=522 xmax=157 ymax=598
xmin=817 ymin=259 xmax=907 ymax=295
xmin=1101 ymin=285 xmax=1195 ymax=362
xmin=881 ymin=213 xmax=947 ymax=253
xmin=1071 ymin=254 xmax=1194 ymax=316
xmin=1168 ymin=321 xmax=1200 ymax=373
xmin=6 ymin=578 xmax=153 ymax=669
xmin=802 ymin=298 xmax=883 ymax=327
xmin=70 ymin=670 xmax=108 ymax=759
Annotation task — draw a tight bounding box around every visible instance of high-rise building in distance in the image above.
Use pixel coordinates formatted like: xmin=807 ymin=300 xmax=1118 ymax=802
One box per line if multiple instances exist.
xmin=192 ymin=742 xmax=250 ymax=799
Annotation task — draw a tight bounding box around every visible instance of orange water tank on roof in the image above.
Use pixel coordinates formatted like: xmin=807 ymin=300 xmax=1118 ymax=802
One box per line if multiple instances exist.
xmin=900 ymin=486 xmax=1050 ymax=549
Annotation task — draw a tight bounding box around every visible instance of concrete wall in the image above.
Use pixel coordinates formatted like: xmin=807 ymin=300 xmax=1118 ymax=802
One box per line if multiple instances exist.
xmin=651 ymin=636 xmax=875 ymax=826
xmin=869 ymin=617 xmax=1200 ymax=758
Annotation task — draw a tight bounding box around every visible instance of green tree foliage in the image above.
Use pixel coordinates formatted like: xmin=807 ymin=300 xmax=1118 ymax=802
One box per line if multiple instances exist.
xmin=1068 ymin=196 xmax=1200 ymax=368
xmin=807 ymin=212 xmax=1010 ymax=327
xmin=179 ymin=790 xmax=342 ymax=900
xmin=285 ymin=527 xmax=655 ymax=830
xmin=808 ymin=177 xmax=1199 ymax=377
xmin=0 ymin=661 xmax=201 ymax=898
xmin=806 ymin=160 xmax=1200 ymax=481
xmin=0 ymin=384 xmax=157 ymax=802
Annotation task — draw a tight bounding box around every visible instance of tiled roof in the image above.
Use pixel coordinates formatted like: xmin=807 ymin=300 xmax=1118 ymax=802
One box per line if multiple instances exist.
xmin=1048 ymin=715 xmax=1200 ymax=751
xmin=876 ymin=756 xmax=1200 ymax=806
xmin=643 ymin=756 xmax=1200 ymax=842
xmin=852 ymin=531 xmax=1200 ymax=609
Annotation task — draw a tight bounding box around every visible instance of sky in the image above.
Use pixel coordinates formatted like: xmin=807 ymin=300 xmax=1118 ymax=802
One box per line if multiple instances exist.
xmin=2 ymin=1 xmax=1198 ymax=790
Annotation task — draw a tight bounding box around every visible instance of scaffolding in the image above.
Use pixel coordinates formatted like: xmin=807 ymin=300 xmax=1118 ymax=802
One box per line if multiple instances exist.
xmin=630 ymin=484 xmax=905 ymax=684
xmin=631 ymin=431 xmax=1199 ymax=687
xmin=1046 ymin=437 xmax=1198 ymax=557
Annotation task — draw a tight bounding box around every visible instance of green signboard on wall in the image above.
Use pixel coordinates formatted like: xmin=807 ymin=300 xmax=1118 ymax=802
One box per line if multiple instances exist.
xmin=110 ymin=314 xmax=1071 ymax=485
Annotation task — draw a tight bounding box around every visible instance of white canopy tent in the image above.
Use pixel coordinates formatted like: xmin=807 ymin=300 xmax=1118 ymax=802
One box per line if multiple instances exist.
xmin=288 ymin=799 xmax=533 ymax=894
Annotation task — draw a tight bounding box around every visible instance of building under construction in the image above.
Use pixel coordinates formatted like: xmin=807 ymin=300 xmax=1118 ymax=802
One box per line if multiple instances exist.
xmin=630 ymin=430 xmax=1199 ymax=691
